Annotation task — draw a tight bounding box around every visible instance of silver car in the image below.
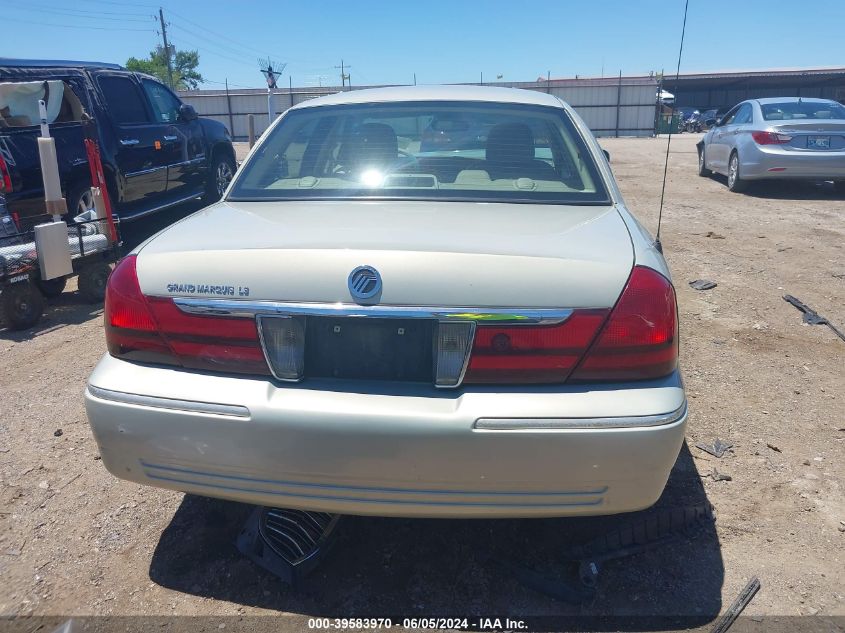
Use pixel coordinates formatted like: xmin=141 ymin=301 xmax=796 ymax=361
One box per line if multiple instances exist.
xmin=697 ymin=97 xmax=845 ymax=192
xmin=85 ymin=86 xmax=686 ymax=519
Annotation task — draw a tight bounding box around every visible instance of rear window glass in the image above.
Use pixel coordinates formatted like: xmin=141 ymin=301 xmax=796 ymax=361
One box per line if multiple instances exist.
xmin=761 ymin=101 xmax=845 ymax=121
xmin=229 ymin=101 xmax=609 ymax=204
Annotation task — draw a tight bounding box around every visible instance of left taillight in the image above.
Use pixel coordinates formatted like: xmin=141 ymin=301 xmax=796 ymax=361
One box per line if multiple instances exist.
xmin=105 ymin=255 xmax=270 ymax=375
xmin=0 ymin=153 xmax=12 ymax=193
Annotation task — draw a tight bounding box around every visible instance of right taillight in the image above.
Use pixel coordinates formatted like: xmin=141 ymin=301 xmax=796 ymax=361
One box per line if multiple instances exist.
xmin=751 ymin=131 xmax=792 ymax=145
xmin=105 ymin=255 xmax=270 ymax=375
xmin=569 ymin=265 xmax=678 ymax=382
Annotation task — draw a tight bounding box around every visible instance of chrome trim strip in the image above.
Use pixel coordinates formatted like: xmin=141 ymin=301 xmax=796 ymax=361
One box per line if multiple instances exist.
xmin=173 ymin=298 xmax=574 ymax=325
xmin=87 ymin=385 xmax=250 ymax=418
xmin=117 ymin=191 xmax=203 ymax=222
xmin=473 ymin=401 xmax=688 ymax=430
xmin=125 ymin=165 xmax=167 ymax=178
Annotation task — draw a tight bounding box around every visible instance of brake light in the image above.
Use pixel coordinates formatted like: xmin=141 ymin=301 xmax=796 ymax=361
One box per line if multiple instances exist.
xmin=0 ymin=153 xmax=12 ymax=193
xmin=570 ymin=266 xmax=678 ymax=382
xmin=105 ymin=255 xmax=270 ymax=375
xmin=751 ymin=131 xmax=792 ymax=145
xmin=463 ymin=310 xmax=609 ymax=384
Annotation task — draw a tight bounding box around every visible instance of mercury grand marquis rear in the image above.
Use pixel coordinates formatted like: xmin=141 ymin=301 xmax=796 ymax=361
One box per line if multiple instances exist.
xmin=85 ymin=86 xmax=687 ymax=518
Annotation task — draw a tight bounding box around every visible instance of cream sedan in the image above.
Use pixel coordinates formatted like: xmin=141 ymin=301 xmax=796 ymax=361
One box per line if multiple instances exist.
xmin=85 ymin=86 xmax=686 ymax=518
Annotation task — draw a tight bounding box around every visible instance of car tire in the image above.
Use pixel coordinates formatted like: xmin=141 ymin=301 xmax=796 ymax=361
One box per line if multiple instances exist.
xmin=697 ymin=146 xmax=712 ymax=177
xmin=203 ymin=152 xmax=236 ymax=203
xmin=78 ymin=262 xmax=112 ymax=303
xmin=66 ymin=182 xmax=95 ymax=218
xmin=727 ymin=152 xmax=747 ymax=192
xmin=1 ymin=281 xmax=44 ymax=330
xmin=36 ymin=276 xmax=67 ymax=298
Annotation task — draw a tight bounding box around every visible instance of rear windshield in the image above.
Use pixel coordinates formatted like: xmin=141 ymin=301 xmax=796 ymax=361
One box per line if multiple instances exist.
xmin=761 ymin=101 xmax=845 ymax=121
xmin=228 ymin=101 xmax=610 ymax=204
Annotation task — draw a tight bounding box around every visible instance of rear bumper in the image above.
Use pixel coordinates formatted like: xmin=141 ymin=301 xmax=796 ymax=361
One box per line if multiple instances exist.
xmin=85 ymin=354 xmax=687 ymax=518
xmin=741 ymin=145 xmax=845 ymax=180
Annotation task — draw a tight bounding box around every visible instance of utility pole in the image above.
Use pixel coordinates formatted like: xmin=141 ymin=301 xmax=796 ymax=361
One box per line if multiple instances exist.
xmin=334 ymin=60 xmax=351 ymax=90
xmin=158 ymin=7 xmax=174 ymax=90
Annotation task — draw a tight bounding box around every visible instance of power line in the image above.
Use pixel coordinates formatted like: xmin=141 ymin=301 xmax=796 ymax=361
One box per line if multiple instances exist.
xmin=167 ymin=9 xmax=286 ymax=61
xmin=3 ymin=15 xmax=154 ymax=31
xmin=74 ymin=0 xmax=157 ymax=7
xmin=6 ymin=5 xmax=150 ymax=23
xmin=201 ymin=78 xmax=256 ymax=89
xmin=14 ymin=2 xmax=151 ymax=18
xmin=169 ymin=22 xmax=260 ymax=61
xmin=167 ymin=33 xmax=251 ymax=67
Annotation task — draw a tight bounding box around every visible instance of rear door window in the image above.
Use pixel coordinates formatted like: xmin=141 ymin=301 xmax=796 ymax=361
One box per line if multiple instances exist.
xmin=97 ymin=75 xmax=149 ymax=124
xmin=733 ymin=104 xmax=753 ymax=125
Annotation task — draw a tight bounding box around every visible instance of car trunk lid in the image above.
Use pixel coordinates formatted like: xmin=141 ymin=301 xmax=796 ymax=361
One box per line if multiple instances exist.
xmin=135 ymin=200 xmax=634 ymax=309
xmin=768 ymin=120 xmax=845 ymax=151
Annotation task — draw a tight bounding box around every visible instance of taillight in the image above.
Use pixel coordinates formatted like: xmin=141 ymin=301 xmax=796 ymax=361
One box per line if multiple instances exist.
xmin=0 ymin=153 xmax=12 ymax=193
xmin=105 ymin=255 xmax=270 ymax=375
xmin=570 ymin=266 xmax=678 ymax=382
xmin=463 ymin=310 xmax=609 ymax=384
xmin=751 ymin=131 xmax=792 ymax=145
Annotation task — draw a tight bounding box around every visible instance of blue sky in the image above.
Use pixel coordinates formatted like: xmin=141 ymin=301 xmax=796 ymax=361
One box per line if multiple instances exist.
xmin=3 ymin=0 xmax=843 ymax=89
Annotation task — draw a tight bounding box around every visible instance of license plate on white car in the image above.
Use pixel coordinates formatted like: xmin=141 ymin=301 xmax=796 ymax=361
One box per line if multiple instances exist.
xmin=807 ymin=136 xmax=831 ymax=149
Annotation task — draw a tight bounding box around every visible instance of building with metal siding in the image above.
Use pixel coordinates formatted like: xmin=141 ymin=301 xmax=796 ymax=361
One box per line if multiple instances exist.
xmin=178 ymin=77 xmax=660 ymax=141
xmin=660 ymin=67 xmax=845 ymax=110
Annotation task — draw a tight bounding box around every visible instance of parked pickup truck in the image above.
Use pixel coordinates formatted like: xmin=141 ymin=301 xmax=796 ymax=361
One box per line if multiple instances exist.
xmin=0 ymin=58 xmax=236 ymax=228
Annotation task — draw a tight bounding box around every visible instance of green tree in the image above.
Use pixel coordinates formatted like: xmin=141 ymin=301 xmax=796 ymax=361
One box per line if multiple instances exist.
xmin=126 ymin=46 xmax=204 ymax=90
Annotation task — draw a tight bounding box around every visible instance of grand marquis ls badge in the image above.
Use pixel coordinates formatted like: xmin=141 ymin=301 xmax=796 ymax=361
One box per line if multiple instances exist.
xmin=348 ymin=265 xmax=382 ymax=301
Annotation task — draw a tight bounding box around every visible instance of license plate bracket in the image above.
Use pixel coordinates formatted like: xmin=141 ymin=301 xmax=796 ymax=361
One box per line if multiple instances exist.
xmin=807 ymin=135 xmax=831 ymax=149
xmin=305 ymin=317 xmax=434 ymax=382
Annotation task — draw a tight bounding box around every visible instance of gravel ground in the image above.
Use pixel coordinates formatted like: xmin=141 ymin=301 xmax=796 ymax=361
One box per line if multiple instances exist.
xmin=1 ymin=135 xmax=843 ymax=628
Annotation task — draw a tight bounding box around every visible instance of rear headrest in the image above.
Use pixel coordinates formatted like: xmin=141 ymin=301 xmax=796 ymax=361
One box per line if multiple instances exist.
xmin=347 ymin=122 xmax=398 ymax=168
xmin=486 ymin=123 xmax=535 ymax=164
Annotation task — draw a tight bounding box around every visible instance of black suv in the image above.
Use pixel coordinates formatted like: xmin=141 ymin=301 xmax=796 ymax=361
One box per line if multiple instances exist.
xmin=0 ymin=58 xmax=236 ymax=227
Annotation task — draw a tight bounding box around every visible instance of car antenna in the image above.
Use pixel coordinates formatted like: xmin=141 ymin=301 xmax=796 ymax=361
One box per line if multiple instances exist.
xmin=655 ymin=0 xmax=690 ymax=254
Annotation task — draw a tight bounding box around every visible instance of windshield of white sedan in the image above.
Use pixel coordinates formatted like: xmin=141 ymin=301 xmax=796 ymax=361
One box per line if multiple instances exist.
xmin=761 ymin=101 xmax=845 ymax=121
xmin=229 ymin=102 xmax=609 ymax=203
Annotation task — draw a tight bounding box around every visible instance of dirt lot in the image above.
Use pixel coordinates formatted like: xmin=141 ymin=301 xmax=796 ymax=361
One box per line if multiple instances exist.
xmin=1 ymin=135 xmax=843 ymax=629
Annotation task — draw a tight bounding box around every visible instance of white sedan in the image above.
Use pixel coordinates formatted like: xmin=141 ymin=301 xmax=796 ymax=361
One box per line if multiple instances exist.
xmin=85 ymin=86 xmax=686 ymax=518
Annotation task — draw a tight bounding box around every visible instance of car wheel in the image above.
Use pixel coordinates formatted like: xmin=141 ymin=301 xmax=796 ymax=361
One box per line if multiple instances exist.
xmin=697 ymin=146 xmax=712 ymax=177
xmin=1 ymin=281 xmax=44 ymax=330
xmin=203 ymin=153 xmax=236 ymax=203
xmin=67 ymin=182 xmax=95 ymax=217
xmin=36 ymin=276 xmax=67 ymax=298
xmin=78 ymin=262 xmax=112 ymax=303
xmin=727 ymin=152 xmax=747 ymax=192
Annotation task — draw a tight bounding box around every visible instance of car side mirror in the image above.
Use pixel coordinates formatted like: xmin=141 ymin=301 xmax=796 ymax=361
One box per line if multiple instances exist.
xmin=179 ymin=103 xmax=198 ymax=122
xmin=715 ymin=117 xmax=723 ymax=126
xmin=705 ymin=118 xmax=717 ymax=127
xmin=602 ymin=149 xmax=610 ymax=162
